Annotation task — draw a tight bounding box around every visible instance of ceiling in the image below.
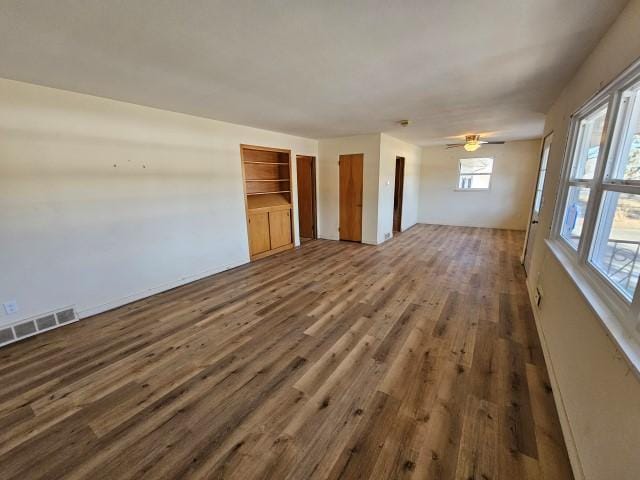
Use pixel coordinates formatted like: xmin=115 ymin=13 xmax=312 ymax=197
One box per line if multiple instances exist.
xmin=0 ymin=1 xmax=629 ymax=145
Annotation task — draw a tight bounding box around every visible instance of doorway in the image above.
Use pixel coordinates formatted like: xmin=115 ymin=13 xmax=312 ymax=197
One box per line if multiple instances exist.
xmin=524 ymin=132 xmax=553 ymax=274
xmin=393 ymin=156 xmax=405 ymax=233
xmin=296 ymin=155 xmax=317 ymax=240
xmin=339 ymin=153 xmax=363 ymax=242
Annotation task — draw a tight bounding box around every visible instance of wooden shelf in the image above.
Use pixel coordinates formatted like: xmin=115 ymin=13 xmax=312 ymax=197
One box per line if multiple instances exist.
xmin=247 ymin=190 xmax=291 ymax=197
xmin=246 ymin=179 xmax=290 ymax=182
xmin=247 ymin=193 xmax=291 ymax=211
xmin=244 ymin=161 xmax=289 ymax=165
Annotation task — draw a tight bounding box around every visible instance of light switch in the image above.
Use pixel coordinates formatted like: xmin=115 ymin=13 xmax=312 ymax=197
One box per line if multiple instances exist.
xmin=3 ymin=300 xmax=18 ymax=315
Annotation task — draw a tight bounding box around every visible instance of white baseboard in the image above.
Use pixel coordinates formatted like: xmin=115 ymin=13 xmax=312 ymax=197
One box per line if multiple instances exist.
xmin=78 ymin=258 xmax=247 ymax=319
xmin=0 ymin=257 xmax=248 ymax=348
xmin=415 ymin=220 xmax=527 ymax=231
xmin=318 ymin=233 xmax=340 ymax=241
xmin=525 ymin=276 xmax=585 ymax=480
xmin=317 ymin=233 xmax=379 ymax=245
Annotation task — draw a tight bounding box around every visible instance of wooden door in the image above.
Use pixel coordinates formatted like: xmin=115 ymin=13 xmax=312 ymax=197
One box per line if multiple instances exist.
xmin=393 ymin=157 xmax=405 ymax=233
xmin=269 ymin=209 xmax=292 ymax=249
xmin=248 ymin=212 xmax=271 ymax=255
xmin=339 ymin=154 xmax=363 ymax=242
xmin=296 ymin=156 xmax=316 ymax=239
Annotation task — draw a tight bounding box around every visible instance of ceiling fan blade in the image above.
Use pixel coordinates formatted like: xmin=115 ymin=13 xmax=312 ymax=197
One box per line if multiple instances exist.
xmin=484 ymin=141 xmax=505 ymax=145
xmin=446 ymin=144 xmax=464 ymax=149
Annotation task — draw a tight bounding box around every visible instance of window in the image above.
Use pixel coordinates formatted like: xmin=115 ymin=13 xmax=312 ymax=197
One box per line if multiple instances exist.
xmin=559 ymin=104 xmax=609 ymax=250
xmin=457 ymin=157 xmax=493 ymax=190
xmin=553 ymin=61 xmax=640 ymax=354
xmin=532 ymin=134 xmax=553 ymax=219
xmin=560 ymin=186 xmax=591 ymax=250
xmin=591 ymin=192 xmax=640 ymax=300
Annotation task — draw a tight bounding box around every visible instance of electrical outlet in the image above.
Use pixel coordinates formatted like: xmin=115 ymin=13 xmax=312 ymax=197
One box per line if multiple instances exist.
xmin=3 ymin=300 xmax=18 ymax=315
xmin=534 ymin=287 xmax=543 ymax=308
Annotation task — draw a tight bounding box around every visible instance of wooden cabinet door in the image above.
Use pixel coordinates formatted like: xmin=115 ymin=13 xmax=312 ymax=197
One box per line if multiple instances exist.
xmin=269 ymin=209 xmax=292 ymax=249
xmin=339 ymin=153 xmax=363 ymax=242
xmin=248 ymin=212 xmax=271 ymax=255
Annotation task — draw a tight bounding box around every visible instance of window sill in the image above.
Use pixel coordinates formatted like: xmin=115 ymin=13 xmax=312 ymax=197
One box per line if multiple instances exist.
xmin=545 ymin=238 xmax=640 ymax=378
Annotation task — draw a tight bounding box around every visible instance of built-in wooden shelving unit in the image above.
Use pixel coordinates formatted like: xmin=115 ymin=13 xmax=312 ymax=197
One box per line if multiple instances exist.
xmin=241 ymin=144 xmax=294 ymax=260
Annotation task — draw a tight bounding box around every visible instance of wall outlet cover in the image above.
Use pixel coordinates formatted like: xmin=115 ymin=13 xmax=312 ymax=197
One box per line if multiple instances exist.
xmin=3 ymin=300 xmax=18 ymax=315
xmin=535 ymin=287 xmax=543 ymax=308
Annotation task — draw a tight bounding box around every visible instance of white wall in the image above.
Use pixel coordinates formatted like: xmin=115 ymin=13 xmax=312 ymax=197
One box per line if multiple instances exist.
xmin=418 ymin=140 xmax=540 ymax=230
xmin=317 ymin=134 xmax=381 ymax=244
xmin=525 ymin=1 xmax=640 ymax=479
xmin=378 ymin=133 xmax=421 ymax=242
xmin=0 ymin=78 xmax=317 ymax=327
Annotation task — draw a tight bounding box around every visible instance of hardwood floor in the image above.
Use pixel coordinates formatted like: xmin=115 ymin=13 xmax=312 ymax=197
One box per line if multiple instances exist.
xmin=0 ymin=225 xmax=573 ymax=480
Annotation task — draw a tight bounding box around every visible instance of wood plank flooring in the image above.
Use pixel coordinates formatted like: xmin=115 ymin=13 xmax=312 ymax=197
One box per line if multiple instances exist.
xmin=0 ymin=225 xmax=574 ymax=479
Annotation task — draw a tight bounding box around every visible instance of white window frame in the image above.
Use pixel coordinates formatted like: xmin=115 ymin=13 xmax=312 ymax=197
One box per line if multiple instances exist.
xmin=550 ymin=58 xmax=640 ymax=372
xmin=456 ymin=157 xmax=493 ymax=191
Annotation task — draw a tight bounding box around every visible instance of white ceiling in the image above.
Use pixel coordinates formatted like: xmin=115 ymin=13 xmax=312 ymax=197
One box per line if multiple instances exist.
xmin=0 ymin=1 xmax=629 ymax=145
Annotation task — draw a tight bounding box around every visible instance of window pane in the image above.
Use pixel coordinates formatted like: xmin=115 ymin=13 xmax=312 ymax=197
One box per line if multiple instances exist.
xmin=470 ymin=174 xmax=490 ymax=189
xmin=608 ymin=84 xmax=640 ymax=181
xmin=590 ymin=192 xmax=640 ymax=300
xmin=533 ymin=188 xmax=543 ymax=215
xmin=571 ymin=106 xmax=608 ymax=180
xmin=540 ymin=139 xmax=551 ymax=172
xmin=533 ymin=135 xmax=553 ymax=217
xmin=561 ymin=186 xmax=591 ymax=250
xmin=536 ymin=168 xmax=547 ymax=193
xmin=458 ymin=174 xmax=490 ymax=189
xmin=460 ymin=158 xmax=493 ymax=174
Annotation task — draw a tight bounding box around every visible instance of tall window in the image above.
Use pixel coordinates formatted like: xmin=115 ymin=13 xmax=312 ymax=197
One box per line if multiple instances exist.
xmin=457 ymin=157 xmax=493 ymax=190
xmin=554 ymin=62 xmax=640 ymax=341
xmin=559 ymin=105 xmax=607 ymax=250
xmin=532 ymin=133 xmax=553 ymax=219
xmin=590 ymin=81 xmax=640 ymax=300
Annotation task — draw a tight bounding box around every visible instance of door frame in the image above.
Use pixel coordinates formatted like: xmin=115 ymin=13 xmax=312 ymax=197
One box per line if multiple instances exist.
xmin=339 ymin=153 xmax=364 ymax=242
xmin=296 ymin=155 xmax=317 ymax=240
xmin=393 ymin=156 xmax=405 ymax=233
xmin=522 ymin=132 xmax=554 ymax=272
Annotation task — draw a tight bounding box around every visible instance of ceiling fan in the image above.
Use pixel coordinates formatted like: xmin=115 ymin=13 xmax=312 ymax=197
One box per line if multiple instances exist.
xmin=446 ymin=134 xmax=505 ymax=152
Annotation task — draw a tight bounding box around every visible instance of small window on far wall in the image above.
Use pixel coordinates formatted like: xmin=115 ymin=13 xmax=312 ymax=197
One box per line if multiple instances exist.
xmin=458 ymin=157 xmax=493 ymax=190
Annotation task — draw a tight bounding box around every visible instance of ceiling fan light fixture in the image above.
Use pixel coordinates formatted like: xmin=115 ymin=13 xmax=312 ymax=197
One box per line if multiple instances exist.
xmin=447 ymin=134 xmax=503 ymax=150
xmin=463 ymin=134 xmax=482 ymax=152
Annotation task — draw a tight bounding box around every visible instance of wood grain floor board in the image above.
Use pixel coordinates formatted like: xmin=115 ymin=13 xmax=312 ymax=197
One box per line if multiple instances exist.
xmin=0 ymin=225 xmax=573 ymax=479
